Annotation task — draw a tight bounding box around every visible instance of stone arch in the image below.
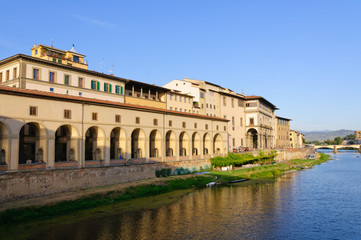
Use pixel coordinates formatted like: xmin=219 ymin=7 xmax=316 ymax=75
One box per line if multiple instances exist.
xmin=192 ymin=132 xmax=201 ymax=156
xmin=165 ymin=130 xmax=176 ymax=156
xmin=247 ymin=128 xmax=258 ymax=149
xmin=179 ymin=131 xmax=189 ymax=156
xmin=0 ymin=121 xmax=9 ymax=165
xmin=203 ymin=133 xmax=211 ymax=155
xmin=110 ymin=127 xmax=126 ymax=160
xmin=131 ymin=128 xmax=145 ymax=158
xmin=85 ymin=126 xmax=105 ymax=161
xmin=19 ymin=122 xmax=47 ymax=164
xmin=55 ymin=125 xmax=78 ymax=162
xmin=150 ymin=130 xmax=162 ymax=158
xmin=213 ymin=134 xmax=223 ymax=155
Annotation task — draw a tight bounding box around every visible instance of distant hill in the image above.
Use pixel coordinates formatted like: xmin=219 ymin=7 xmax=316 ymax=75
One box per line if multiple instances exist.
xmin=302 ymin=129 xmax=355 ymax=141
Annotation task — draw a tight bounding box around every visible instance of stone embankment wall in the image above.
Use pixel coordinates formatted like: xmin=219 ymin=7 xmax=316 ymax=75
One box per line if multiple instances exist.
xmin=275 ymin=147 xmax=316 ymax=162
xmin=0 ymin=159 xmax=210 ymax=202
xmin=0 ymin=149 xmax=315 ymax=202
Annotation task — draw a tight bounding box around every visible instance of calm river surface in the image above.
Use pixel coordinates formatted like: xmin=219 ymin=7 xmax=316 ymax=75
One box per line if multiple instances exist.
xmin=30 ymin=150 xmax=361 ymax=240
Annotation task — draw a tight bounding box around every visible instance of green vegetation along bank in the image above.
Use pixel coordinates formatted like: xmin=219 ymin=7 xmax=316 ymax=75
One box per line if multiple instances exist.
xmin=0 ymin=153 xmax=330 ymax=230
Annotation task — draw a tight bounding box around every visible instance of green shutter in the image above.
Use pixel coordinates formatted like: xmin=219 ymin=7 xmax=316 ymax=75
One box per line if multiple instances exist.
xmin=97 ymin=81 xmax=100 ymax=90
xmin=104 ymin=83 xmax=106 ymax=92
xmin=120 ymin=86 xmax=124 ymax=95
xmin=109 ymin=84 xmax=112 ymax=93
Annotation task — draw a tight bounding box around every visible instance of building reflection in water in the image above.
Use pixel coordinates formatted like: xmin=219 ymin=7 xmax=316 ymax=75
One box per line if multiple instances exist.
xmin=33 ymin=176 xmax=298 ymax=240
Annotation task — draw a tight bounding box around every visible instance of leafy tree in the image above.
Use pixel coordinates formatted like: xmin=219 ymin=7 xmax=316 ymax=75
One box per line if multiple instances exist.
xmin=334 ymin=137 xmax=343 ymax=145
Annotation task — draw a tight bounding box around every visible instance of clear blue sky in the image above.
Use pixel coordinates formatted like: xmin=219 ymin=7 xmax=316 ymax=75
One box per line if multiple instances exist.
xmin=1 ymin=0 xmax=360 ymax=131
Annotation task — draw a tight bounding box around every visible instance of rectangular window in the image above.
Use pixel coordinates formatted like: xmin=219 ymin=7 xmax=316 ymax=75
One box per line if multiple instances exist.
xmin=115 ymin=85 xmax=120 ymax=94
xmin=194 ymin=123 xmax=197 ymax=128
xmin=233 ymin=138 xmax=235 ymax=146
xmin=182 ymin=122 xmax=186 ymax=128
xmin=169 ymin=94 xmax=173 ymax=100
xmin=224 ymin=126 xmax=226 ymax=131
xmin=91 ymin=80 xmax=97 ymax=89
xmin=50 ymin=88 xmax=54 ymax=92
xmin=64 ymin=110 xmax=71 ymax=119
xmin=153 ymin=119 xmax=158 ymax=126
xmin=92 ymin=112 xmax=98 ymax=121
xmin=241 ymin=138 xmax=244 ymax=146
xmin=33 ymin=69 xmax=39 ymax=79
xmin=78 ymin=77 xmax=83 ymax=88
xmin=49 ymin=72 xmax=55 ymax=82
xmin=184 ymin=97 xmax=186 ymax=103
xmin=216 ymin=125 xmax=219 ymax=130
xmin=13 ymin=68 xmax=17 ymax=79
xmin=169 ymin=107 xmax=172 ymax=110
xmin=64 ymin=75 xmax=70 ymax=85
xmin=104 ymin=83 xmax=109 ymax=92
xmin=205 ymin=124 xmax=208 ymax=130
xmin=200 ymin=92 xmax=204 ymax=98
xmin=223 ymin=96 xmax=226 ymax=106
xmin=136 ymin=117 xmax=140 ymax=124
xmin=29 ymin=106 xmax=37 ymax=116
xmin=231 ymin=99 xmax=234 ymax=107
xmin=169 ymin=120 xmax=172 ymax=127
xmin=0 ymin=72 xmax=2 ymax=82
xmin=73 ymin=56 xmax=80 ymax=63
xmin=175 ymin=96 xmax=177 ymax=101
xmin=232 ymin=116 xmax=235 ymax=125
xmin=250 ymin=118 xmax=254 ymax=126
xmin=6 ymin=70 xmax=9 ymax=81
xmin=115 ymin=114 xmax=121 ymax=123
xmin=58 ymin=59 xmax=62 ymax=64
xmin=53 ymin=58 xmax=56 ymax=62
xmin=240 ymin=118 xmax=243 ymax=127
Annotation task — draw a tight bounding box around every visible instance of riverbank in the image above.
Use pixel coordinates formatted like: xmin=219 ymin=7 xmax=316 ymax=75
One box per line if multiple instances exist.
xmin=0 ymin=153 xmax=330 ymax=228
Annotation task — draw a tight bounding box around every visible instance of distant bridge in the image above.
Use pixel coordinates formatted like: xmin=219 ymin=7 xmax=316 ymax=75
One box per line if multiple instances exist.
xmin=314 ymin=145 xmax=361 ymax=153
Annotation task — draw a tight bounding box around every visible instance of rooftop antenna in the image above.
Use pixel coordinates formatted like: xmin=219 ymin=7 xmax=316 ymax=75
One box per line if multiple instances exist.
xmin=51 ymin=39 xmax=53 ymax=48
xmin=109 ymin=62 xmax=114 ymax=75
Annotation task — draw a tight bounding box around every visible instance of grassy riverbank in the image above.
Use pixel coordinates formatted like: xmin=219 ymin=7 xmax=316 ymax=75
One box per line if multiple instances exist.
xmin=0 ymin=153 xmax=330 ymax=229
xmin=209 ymin=153 xmax=330 ymax=181
xmin=0 ymin=176 xmax=213 ymax=226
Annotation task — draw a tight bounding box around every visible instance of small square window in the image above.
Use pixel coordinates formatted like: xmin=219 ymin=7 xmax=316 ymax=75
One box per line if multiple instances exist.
xmin=29 ymin=106 xmax=37 ymax=116
xmin=50 ymin=88 xmax=54 ymax=92
xmin=79 ymin=92 xmax=82 ymax=96
xmin=153 ymin=119 xmax=158 ymax=126
xmin=92 ymin=112 xmax=98 ymax=121
xmin=115 ymin=114 xmax=121 ymax=123
xmin=64 ymin=110 xmax=71 ymax=119
xmin=136 ymin=117 xmax=140 ymax=124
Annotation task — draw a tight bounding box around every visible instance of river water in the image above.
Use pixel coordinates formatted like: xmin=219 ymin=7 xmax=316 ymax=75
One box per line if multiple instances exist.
xmin=29 ymin=150 xmax=361 ymax=240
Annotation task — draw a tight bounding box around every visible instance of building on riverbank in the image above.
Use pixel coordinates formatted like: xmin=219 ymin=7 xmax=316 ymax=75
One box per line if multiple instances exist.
xmin=290 ymin=130 xmax=304 ymax=148
xmin=0 ymin=44 xmax=229 ymax=172
xmin=355 ymin=131 xmax=361 ymax=140
xmin=275 ymin=116 xmax=291 ymax=149
xmin=164 ymin=79 xmax=281 ymax=151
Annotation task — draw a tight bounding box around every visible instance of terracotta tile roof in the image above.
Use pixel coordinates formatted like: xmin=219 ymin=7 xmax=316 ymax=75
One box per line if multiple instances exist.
xmin=0 ymin=86 xmax=228 ymax=122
